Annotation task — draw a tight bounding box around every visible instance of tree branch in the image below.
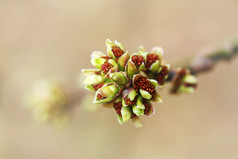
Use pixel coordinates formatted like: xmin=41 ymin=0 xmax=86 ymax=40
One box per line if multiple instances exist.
xmin=166 ymin=38 xmax=238 ymax=82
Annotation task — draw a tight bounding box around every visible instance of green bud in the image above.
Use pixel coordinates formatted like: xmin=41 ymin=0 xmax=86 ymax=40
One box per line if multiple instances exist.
xmin=178 ymin=74 xmax=197 ymax=93
xmin=109 ymin=72 xmax=128 ymax=86
xmin=114 ymin=40 xmax=124 ymax=50
xmin=106 ymin=39 xmax=124 ymax=60
xmin=140 ymin=89 xmax=152 ymax=99
xmin=126 ymin=52 xmax=146 ymax=78
xmin=150 ymin=60 xmax=160 ymax=73
xmin=84 ymin=75 xmax=105 ymax=85
xmin=132 ymin=106 xmax=144 ymax=116
xmin=108 ymin=59 xmax=118 ymax=68
xmin=121 ymin=106 xmax=132 ymax=123
xmin=91 ymin=58 xmax=107 ymax=69
xmin=141 ymin=46 xmax=163 ymax=73
xmin=132 ymin=96 xmax=145 ymax=116
xmin=106 ymin=39 xmax=129 ymax=70
xmin=136 ymin=96 xmax=145 ymax=109
xmin=83 ymin=75 xmax=105 ymax=91
xmin=156 ymin=64 xmax=171 ymax=87
xmin=122 ymin=88 xmax=138 ymax=107
xmin=137 ymin=52 xmax=147 ymax=71
xmin=94 ymin=84 xmax=119 ymax=103
xmin=171 ymin=68 xmax=198 ymax=94
xmin=132 ymin=74 xmax=157 ymax=100
xmin=128 ymin=89 xmax=137 ymax=101
xmin=158 ymin=64 xmax=171 ymax=74
xmin=126 ymin=60 xmax=138 ymax=78
xmin=117 ymin=51 xmax=129 ymax=70
xmin=91 ymin=51 xmax=106 ymax=59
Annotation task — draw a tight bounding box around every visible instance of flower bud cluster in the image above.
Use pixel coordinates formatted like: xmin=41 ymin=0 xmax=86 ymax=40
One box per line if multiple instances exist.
xmin=82 ymin=39 xmax=196 ymax=127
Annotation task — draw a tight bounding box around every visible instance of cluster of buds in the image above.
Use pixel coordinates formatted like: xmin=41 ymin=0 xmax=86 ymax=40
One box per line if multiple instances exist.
xmin=25 ymin=77 xmax=69 ymax=126
xmin=170 ymin=68 xmax=198 ymax=94
xmin=82 ymin=39 xmax=172 ymax=127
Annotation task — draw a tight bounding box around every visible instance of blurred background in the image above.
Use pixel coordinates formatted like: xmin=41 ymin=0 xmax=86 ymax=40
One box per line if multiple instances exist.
xmin=0 ymin=0 xmax=238 ymax=159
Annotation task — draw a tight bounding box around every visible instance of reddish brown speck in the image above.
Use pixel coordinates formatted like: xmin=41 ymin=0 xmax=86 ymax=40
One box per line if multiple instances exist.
xmin=146 ymin=53 xmax=159 ymax=68
xmin=131 ymin=55 xmax=145 ymax=69
xmin=171 ymin=69 xmax=187 ymax=94
xmin=113 ymin=102 xmax=122 ymax=116
xmin=92 ymin=82 xmax=104 ymax=91
xmin=95 ymin=71 xmax=101 ymax=75
xmin=143 ymin=100 xmax=152 ymax=116
xmin=101 ymin=61 xmax=113 ymax=74
xmin=112 ymin=46 xmax=124 ymax=58
xmin=102 ymin=56 xmax=112 ymax=60
xmin=131 ymin=112 xmax=137 ymax=118
xmin=156 ymin=66 xmax=169 ymax=85
xmin=184 ymin=83 xmax=197 ymax=88
xmin=97 ymin=94 xmax=106 ymax=100
xmin=124 ymin=96 xmax=138 ymax=106
xmin=134 ymin=77 xmax=156 ymax=96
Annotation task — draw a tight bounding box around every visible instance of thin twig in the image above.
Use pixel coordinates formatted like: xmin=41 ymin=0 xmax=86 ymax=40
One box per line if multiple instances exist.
xmin=166 ymin=38 xmax=238 ymax=82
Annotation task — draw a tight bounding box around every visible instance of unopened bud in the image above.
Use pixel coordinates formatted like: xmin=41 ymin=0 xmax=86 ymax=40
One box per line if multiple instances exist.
xmin=94 ymin=84 xmax=120 ymax=103
xmin=109 ymin=72 xmax=128 ymax=86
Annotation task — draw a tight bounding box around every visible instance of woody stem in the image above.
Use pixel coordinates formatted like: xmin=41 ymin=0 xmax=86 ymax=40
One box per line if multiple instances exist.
xmin=166 ymin=38 xmax=238 ymax=82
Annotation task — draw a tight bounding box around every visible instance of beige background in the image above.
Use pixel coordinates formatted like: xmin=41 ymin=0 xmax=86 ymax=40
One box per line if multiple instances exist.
xmin=0 ymin=0 xmax=238 ymax=159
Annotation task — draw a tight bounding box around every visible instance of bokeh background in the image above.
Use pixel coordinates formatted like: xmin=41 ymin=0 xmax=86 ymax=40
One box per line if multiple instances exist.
xmin=1 ymin=0 xmax=238 ymax=159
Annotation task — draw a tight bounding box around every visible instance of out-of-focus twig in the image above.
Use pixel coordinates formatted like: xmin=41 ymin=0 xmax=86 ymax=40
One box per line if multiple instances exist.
xmin=68 ymin=89 xmax=87 ymax=107
xmin=166 ymin=38 xmax=238 ymax=82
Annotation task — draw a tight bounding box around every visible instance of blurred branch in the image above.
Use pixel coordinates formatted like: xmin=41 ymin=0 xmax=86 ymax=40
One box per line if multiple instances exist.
xmin=166 ymin=38 xmax=238 ymax=82
xmin=68 ymin=89 xmax=87 ymax=108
